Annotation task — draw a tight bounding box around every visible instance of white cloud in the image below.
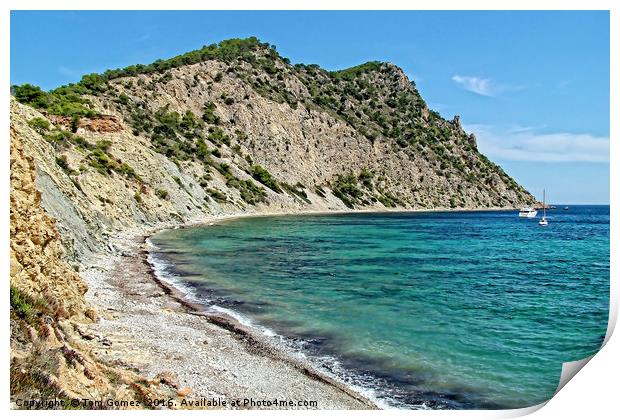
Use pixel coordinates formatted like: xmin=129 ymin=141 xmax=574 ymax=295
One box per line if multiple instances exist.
xmin=451 ymin=75 xmax=494 ymax=96
xmin=58 ymin=66 xmax=76 ymax=77
xmin=408 ymin=73 xmax=424 ymax=83
xmin=464 ymin=124 xmax=610 ymax=163
xmin=452 ymin=75 xmax=527 ymax=97
xmin=428 ymin=102 xmax=447 ymax=111
xmin=135 ymin=33 xmax=151 ymax=42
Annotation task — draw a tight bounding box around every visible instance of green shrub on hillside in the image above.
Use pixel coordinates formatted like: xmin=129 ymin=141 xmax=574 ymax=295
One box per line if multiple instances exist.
xmin=71 ymin=135 xmax=94 ymax=151
xmin=195 ymin=137 xmax=211 ymax=161
xmin=172 ymin=176 xmax=183 ymax=187
xmin=282 ymin=182 xmax=310 ymax=204
xmin=205 ymin=187 xmax=227 ymax=203
xmin=208 ymin=127 xmax=231 ymax=146
xmin=12 ymin=82 xmax=98 ymax=118
xmin=202 ymin=102 xmax=221 ymax=125
xmin=118 ymin=93 xmax=129 ymax=105
xmin=27 ymin=117 xmax=50 ymax=134
xmin=250 ymin=165 xmax=282 ymax=193
xmin=128 ymin=107 xmax=154 ymax=135
xmin=97 ymin=37 xmax=268 ymax=82
xmin=76 ymin=73 xmax=109 ymax=93
xmin=84 ymin=141 xmax=139 ymax=181
xmin=154 ymin=107 xmax=181 ymax=133
xmin=155 ymin=189 xmax=170 ymax=200
xmin=237 ymin=179 xmax=267 ymax=204
xmin=358 ymin=168 xmax=374 ymax=188
xmin=12 ymin=84 xmax=50 ymax=108
xmin=180 ymin=110 xmax=201 ymax=132
xmin=376 ymin=191 xmax=403 ymax=208
xmin=44 ymin=130 xmax=74 ymax=149
xmin=330 ymin=61 xmax=383 ymax=81
xmin=55 ymin=155 xmax=75 ymax=175
xmin=314 ymin=185 xmax=326 ymax=198
xmin=10 ymin=286 xmax=36 ymax=324
xmin=70 ymin=115 xmax=80 ymax=133
xmin=88 ymin=148 xmax=116 ymax=175
xmin=118 ymin=162 xmax=139 ymax=179
xmin=214 ymin=163 xmax=267 ymax=205
xmin=332 ymin=173 xmax=363 ymax=208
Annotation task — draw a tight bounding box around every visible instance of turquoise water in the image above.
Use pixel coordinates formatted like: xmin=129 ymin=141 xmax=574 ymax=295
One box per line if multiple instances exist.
xmin=150 ymin=206 xmax=609 ymax=409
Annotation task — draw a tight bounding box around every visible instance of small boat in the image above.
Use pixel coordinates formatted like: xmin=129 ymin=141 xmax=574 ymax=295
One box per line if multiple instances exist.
xmin=519 ymin=206 xmax=538 ymax=218
xmin=539 ymin=189 xmax=549 ymax=226
xmin=564 ymin=206 xmax=569 ymax=210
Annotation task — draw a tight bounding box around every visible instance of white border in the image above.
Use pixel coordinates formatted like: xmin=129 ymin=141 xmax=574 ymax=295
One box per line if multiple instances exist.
xmin=2 ymin=2 xmax=616 ymax=419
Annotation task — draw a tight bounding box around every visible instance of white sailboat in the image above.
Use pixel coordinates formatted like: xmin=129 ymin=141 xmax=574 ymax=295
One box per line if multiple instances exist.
xmin=539 ymin=189 xmax=548 ymax=226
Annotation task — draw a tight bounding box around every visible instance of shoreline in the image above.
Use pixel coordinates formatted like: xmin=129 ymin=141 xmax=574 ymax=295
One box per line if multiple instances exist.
xmin=79 ymin=206 xmax=520 ymax=410
xmin=143 ymin=235 xmax=382 ymax=408
xmin=79 ymin=209 xmax=389 ymax=409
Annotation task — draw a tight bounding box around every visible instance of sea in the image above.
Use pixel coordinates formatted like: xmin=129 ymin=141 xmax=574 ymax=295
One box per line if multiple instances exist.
xmin=148 ymin=206 xmax=609 ymax=409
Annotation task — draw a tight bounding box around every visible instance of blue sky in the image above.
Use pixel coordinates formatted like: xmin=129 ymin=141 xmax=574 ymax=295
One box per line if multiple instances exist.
xmin=10 ymin=10 xmax=610 ymax=203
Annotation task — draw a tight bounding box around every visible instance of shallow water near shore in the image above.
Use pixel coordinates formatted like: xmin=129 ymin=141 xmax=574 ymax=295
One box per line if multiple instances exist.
xmin=150 ymin=206 xmax=609 ymax=409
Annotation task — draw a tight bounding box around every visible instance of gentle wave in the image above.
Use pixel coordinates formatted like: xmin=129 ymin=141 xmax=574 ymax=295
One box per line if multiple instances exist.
xmin=145 ymin=240 xmax=204 ymax=305
xmin=145 ymin=239 xmax=400 ymax=409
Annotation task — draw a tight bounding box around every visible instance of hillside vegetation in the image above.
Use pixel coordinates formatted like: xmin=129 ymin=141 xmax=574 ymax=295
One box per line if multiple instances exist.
xmin=12 ymin=37 xmax=533 ymax=219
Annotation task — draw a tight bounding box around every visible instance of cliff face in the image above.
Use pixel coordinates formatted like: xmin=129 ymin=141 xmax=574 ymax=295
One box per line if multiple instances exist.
xmin=10 ymin=126 xmax=91 ymax=320
xmin=10 ymin=127 xmax=104 ymax=401
xmin=10 ymin=118 xmax=195 ymax=408
xmin=11 ymin=38 xmax=533 ymax=262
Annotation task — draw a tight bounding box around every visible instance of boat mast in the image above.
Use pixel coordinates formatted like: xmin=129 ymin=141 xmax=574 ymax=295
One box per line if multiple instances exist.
xmin=543 ymin=189 xmax=546 ymax=218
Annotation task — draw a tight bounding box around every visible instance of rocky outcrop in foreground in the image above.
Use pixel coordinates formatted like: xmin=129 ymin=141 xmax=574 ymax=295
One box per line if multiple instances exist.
xmin=9 ymin=127 xmax=193 ymax=408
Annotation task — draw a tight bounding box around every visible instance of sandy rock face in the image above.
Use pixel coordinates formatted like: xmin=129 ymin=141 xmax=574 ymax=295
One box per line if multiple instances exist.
xmin=10 ymin=125 xmax=194 ymax=409
xmin=10 ymin=126 xmax=90 ymax=320
xmin=47 ymin=114 xmax=124 ymax=133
